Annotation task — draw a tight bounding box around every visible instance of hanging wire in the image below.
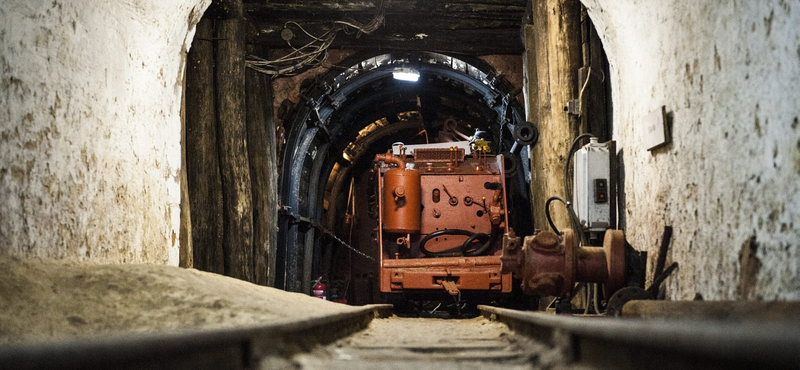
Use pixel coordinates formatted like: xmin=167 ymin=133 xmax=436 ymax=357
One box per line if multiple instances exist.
xmin=342 ymin=177 xmax=356 ymax=301
xmin=246 ymin=0 xmax=387 ymax=77
xmin=577 ymin=67 xmax=592 ymax=118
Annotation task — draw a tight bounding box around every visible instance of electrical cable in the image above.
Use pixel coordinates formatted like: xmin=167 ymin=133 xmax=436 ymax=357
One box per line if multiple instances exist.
xmin=583 ymin=283 xmax=591 ymax=315
xmin=577 ymin=67 xmax=592 ymax=118
xmin=545 ymin=196 xmax=567 ymax=235
xmin=246 ymin=0 xmax=386 ymax=77
xmin=462 ymin=232 xmax=492 ymax=256
xmin=593 ymin=282 xmax=602 ymax=314
xmin=342 ymin=177 xmax=355 ymax=301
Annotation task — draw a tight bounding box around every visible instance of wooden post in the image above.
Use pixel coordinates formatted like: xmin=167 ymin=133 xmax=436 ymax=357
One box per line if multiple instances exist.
xmin=216 ymin=0 xmax=254 ymax=282
xmin=245 ymin=45 xmax=279 ymax=286
xmin=180 ymin=54 xmax=192 ymax=269
xmin=586 ymin=15 xmax=609 ymax=141
xmin=526 ymin=0 xmax=582 ymax=231
xmin=186 ymin=18 xmax=225 ymax=274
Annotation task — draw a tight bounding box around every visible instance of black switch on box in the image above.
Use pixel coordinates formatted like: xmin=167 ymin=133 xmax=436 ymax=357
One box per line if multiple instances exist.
xmin=594 ymin=178 xmax=608 ymax=203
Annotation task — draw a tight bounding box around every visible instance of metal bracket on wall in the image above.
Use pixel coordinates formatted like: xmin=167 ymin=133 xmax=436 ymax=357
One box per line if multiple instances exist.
xmin=277 ymin=205 xmax=297 ymax=220
xmin=565 ymin=99 xmax=581 ymax=116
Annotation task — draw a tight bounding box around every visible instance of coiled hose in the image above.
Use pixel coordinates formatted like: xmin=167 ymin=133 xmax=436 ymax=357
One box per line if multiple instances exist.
xmin=419 ymin=229 xmax=493 ymax=257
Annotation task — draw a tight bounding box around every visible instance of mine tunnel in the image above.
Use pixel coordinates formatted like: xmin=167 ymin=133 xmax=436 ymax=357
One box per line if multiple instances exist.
xmin=1 ymin=0 xmax=800 ymax=369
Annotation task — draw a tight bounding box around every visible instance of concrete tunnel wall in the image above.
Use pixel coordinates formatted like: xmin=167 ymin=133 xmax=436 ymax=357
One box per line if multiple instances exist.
xmin=582 ymin=0 xmax=800 ymax=300
xmin=0 ymin=0 xmax=210 ymax=264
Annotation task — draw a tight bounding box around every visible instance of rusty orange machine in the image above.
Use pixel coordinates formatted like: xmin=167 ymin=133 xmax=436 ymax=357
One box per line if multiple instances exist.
xmin=374 ymin=141 xmax=513 ymax=297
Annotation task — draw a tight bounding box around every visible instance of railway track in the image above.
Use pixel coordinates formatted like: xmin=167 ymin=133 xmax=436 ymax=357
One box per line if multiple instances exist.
xmin=1 ymin=304 xmax=798 ymax=370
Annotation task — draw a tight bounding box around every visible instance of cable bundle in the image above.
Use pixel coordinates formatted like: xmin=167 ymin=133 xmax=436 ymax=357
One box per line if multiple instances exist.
xmin=246 ymin=0 xmax=386 ymax=77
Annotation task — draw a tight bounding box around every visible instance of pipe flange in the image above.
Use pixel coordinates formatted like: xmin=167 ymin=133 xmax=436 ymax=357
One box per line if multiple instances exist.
xmin=604 ymin=229 xmax=627 ymax=297
xmin=512 ymin=121 xmax=539 ymax=147
xmin=562 ymin=229 xmax=577 ymax=297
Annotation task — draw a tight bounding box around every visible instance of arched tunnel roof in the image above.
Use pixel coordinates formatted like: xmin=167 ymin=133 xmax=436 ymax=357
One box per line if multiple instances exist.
xmin=276 ymin=51 xmax=533 ymax=291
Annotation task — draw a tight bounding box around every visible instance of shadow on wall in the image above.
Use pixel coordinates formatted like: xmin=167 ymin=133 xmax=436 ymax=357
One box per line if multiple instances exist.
xmin=617 ymin=148 xmax=626 ymax=231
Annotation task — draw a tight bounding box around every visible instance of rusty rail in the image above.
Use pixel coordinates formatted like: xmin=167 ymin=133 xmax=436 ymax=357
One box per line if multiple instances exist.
xmin=479 ymin=305 xmax=800 ymax=370
xmin=0 ymin=304 xmax=392 ymax=370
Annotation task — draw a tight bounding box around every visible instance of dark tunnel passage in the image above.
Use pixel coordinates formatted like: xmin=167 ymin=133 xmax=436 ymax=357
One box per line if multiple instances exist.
xmin=276 ymin=52 xmax=535 ymax=302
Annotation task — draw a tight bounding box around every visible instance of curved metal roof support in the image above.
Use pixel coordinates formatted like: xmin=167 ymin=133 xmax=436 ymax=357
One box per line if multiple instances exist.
xmin=277 ymin=51 xmax=531 ymax=293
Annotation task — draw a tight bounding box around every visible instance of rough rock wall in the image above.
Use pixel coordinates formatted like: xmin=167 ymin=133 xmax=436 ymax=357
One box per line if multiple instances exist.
xmin=0 ymin=0 xmax=210 ymax=264
xmin=582 ymin=0 xmax=800 ymax=300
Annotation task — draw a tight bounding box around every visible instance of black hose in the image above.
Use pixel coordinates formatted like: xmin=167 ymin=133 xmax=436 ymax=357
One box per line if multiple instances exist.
xmin=545 ymin=196 xmax=585 ymax=237
xmin=419 ymin=229 xmax=492 ymax=257
xmin=545 ymin=196 xmax=567 ymax=235
xmin=462 ymin=232 xmax=492 ymax=256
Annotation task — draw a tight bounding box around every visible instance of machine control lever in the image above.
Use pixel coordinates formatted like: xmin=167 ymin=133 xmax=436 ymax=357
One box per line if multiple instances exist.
xmin=441 ymin=184 xmax=459 ymax=206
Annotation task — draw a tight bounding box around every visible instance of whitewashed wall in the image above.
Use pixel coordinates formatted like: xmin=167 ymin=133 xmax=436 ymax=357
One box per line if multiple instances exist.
xmin=0 ymin=0 xmax=209 ymax=264
xmin=582 ymin=0 xmax=800 ymax=300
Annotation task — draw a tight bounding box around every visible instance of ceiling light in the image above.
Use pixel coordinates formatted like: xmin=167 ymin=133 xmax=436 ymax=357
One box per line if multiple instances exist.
xmin=393 ymin=67 xmax=419 ymax=82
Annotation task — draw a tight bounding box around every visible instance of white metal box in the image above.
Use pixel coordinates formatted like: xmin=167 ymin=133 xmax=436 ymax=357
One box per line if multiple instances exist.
xmin=573 ymin=138 xmax=611 ymax=232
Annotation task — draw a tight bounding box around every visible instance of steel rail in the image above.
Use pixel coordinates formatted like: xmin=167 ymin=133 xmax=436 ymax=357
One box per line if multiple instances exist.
xmin=479 ymin=305 xmax=800 ymax=370
xmin=0 ymin=304 xmax=392 ymax=370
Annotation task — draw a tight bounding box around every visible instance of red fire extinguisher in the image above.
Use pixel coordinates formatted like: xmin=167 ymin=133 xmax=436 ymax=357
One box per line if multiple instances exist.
xmin=312 ymin=277 xmax=327 ymax=300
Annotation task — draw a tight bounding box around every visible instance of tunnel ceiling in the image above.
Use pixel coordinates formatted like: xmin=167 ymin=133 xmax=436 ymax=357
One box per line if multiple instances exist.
xmin=281 ymin=52 xmax=526 ymax=192
xmin=243 ymin=0 xmax=529 ymax=55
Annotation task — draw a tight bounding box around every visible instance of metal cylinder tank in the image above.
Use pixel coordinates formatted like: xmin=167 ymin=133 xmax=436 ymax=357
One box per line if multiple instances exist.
xmin=383 ymin=168 xmax=421 ymax=234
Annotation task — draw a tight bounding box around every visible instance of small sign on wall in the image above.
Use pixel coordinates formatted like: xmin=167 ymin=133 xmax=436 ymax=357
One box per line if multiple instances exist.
xmin=643 ymin=106 xmax=669 ymax=150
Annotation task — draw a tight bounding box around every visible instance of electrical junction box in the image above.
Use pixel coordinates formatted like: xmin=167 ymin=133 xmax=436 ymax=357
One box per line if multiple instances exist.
xmin=573 ymin=138 xmax=611 ymax=232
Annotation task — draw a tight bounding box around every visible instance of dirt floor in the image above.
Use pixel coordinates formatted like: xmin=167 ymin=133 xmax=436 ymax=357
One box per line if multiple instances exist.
xmin=0 ymin=256 xmax=356 ymax=343
xmin=288 ymin=316 xmax=546 ymax=370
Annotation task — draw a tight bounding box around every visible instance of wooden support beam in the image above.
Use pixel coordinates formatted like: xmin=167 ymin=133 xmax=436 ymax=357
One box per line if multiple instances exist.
xmin=525 ymin=0 xmax=582 ymax=231
xmin=180 ymin=55 xmax=192 ymax=269
xmin=216 ymin=5 xmax=255 ymax=282
xmin=210 ymin=0 xmax=244 ymax=19
xmin=244 ymin=0 xmax=527 ymax=55
xmin=251 ymin=28 xmax=524 ymax=55
xmin=243 ymin=0 xmax=525 ymax=14
xmin=245 ymin=47 xmax=279 ymax=286
xmin=585 ymin=15 xmax=609 ymax=141
xmin=186 ymin=18 xmax=225 ymax=274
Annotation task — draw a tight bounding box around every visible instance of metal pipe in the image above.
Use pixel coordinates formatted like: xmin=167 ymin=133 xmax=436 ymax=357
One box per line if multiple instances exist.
xmin=375 ymin=151 xmax=405 ymax=169
xmin=500 ymin=229 xmax=626 ymax=297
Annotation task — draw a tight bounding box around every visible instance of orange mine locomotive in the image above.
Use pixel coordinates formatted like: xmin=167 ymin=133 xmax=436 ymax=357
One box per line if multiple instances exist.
xmin=374 ymin=141 xmax=513 ymax=298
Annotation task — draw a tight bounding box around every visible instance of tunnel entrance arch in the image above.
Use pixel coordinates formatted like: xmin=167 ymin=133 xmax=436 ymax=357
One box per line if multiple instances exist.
xmin=276 ymin=51 xmax=536 ymax=294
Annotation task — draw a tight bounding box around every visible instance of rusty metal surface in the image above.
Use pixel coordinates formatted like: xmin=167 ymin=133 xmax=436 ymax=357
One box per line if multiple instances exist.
xmin=603 ymin=229 xmax=626 ymax=295
xmin=380 ymin=256 xmax=511 ymax=293
xmin=480 ymin=305 xmax=800 ymax=370
xmin=376 ymin=153 xmax=512 ymax=295
xmin=382 ymin=167 xmax=421 ymax=234
xmin=418 ymin=167 xmax=501 ymax=242
xmin=413 ymin=147 xmax=466 ymax=163
xmin=383 ymin=255 xmax=504 ymax=268
xmin=501 ymin=229 xmax=627 ymax=298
